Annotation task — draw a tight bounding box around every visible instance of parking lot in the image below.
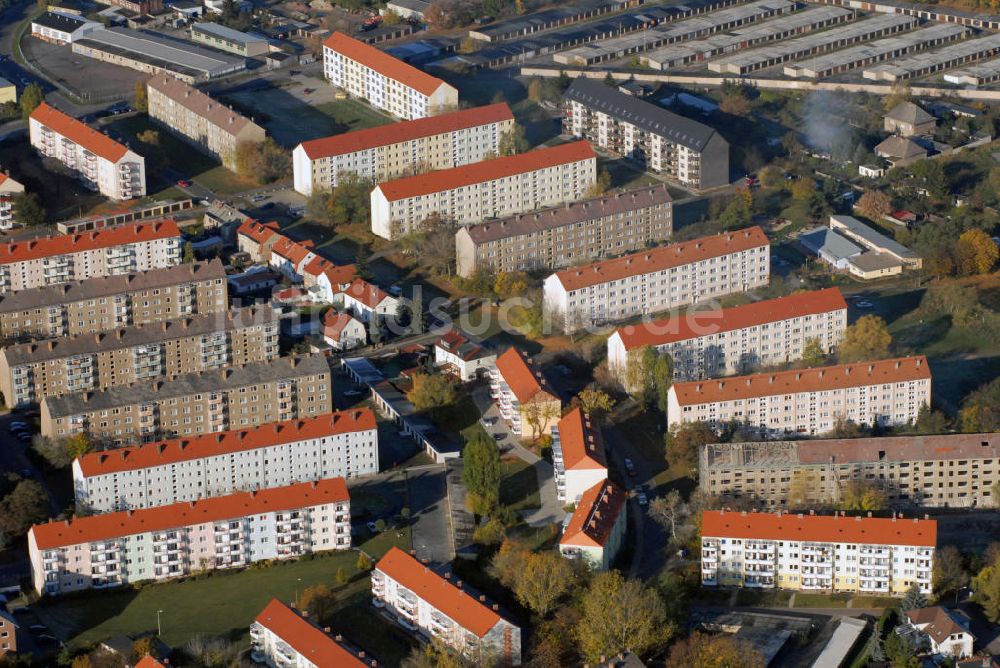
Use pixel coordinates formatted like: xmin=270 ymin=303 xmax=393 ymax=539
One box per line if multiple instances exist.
xmin=22 ymin=37 xmax=144 ymax=101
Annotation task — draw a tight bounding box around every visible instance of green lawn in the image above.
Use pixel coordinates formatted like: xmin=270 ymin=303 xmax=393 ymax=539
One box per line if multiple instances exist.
xmin=793 ymin=592 xmax=850 ymax=608
xmin=500 ymin=457 xmax=541 ymax=512
xmin=736 ymin=588 xmax=793 ymax=607
xmin=357 ymin=524 xmax=412 ymax=560
xmin=850 ymin=596 xmax=898 ymax=609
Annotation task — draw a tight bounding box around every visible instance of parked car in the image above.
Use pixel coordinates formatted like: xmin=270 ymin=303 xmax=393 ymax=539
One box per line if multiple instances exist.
xmin=636 ymin=492 xmax=648 ymax=507
xmin=343 ymin=389 xmax=364 ymax=397
xmin=365 ymin=521 xmax=379 ymax=533
xmin=623 ymin=458 xmax=636 ymax=475
xmin=493 ymin=433 xmax=506 ymax=441
xmin=176 ymin=179 xmax=191 ymax=188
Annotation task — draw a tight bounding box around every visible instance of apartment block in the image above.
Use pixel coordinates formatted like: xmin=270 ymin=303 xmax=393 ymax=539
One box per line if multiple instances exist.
xmin=667 ymin=356 xmax=932 ymax=435
xmin=700 ymin=433 xmax=1000 ymax=509
xmin=73 ymin=409 xmax=378 ymax=513
xmin=563 ymin=77 xmax=729 ymax=189
xmin=28 ymin=478 xmax=351 ymax=596
xmin=544 ymin=226 xmax=770 ymax=331
xmin=0 ymin=220 xmax=183 ymax=294
xmin=701 ymin=510 xmax=936 ymax=595
xmin=552 ymin=407 xmax=607 ymax=504
xmin=0 ymin=260 xmax=227 ymax=340
xmin=292 ymin=103 xmax=513 ymax=196
xmin=251 ymin=599 xmax=374 ymax=668
xmin=559 ymin=480 xmax=627 ymax=572
xmin=0 ymin=307 xmax=279 ymax=406
xmin=455 ymin=184 xmax=673 ymax=278
xmin=370 ymin=141 xmax=597 ymax=239
xmin=0 ymin=610 xmax=16 ymax=656
xmin=29 ymin=102 xmax=146 ymax=200
xmin=0 ymin=172 xmax=25 ymax=231
xmin=489 ymin=348 xmax=561 ymax=438
xmin=607 ymin=288 xmax=848 ymax=384
xmin=373 ymin=547 xmax=521 ymax=665
xmin=147 ymin=74 xmax=266 ymax=171
xmin=41 ymin=354 xmax=333 ymax=442
xmin=323 ymin=31 xmax=458 ymax=121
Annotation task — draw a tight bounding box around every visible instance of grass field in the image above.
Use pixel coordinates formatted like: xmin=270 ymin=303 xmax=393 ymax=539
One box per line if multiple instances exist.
xmin=500 ymin=457 xmax=541 ymax=512
xmin=32 ymin=550 xmax=418 ymax=663
xmin=793 ymin=592 xmax=850 ymax=608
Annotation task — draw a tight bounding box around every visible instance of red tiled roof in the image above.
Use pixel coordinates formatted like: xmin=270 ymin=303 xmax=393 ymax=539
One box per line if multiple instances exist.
xmin=342 ymin=278 xmax=391 ymax=310
xmin=906 ymin=607 xmax=971 ymax=645
xmin=495 ymin=348 xmax=558 ymax=404
xmin=615 ymin=288 xmax=847 ymax=351
xmin=303 ymin=256 xmax=357 ymax=288
xmin=560 ymin=480 xmax=626 ymax=548
xmin=30 ymin=102 xmax=130 ymax=162
xmin=76 ymin=410 xmax=375 ymax=476
xmin=435 ymin=329 xmax=488 ymax=362
xmin=671 ymin=356 xmax=931 ymax=406
xmin=554 ymin=226 xmax=770 ymax=292
xmin=271 ymin=237 xmax=315 ymax=267
xmin=375 ymin=547 xmax=503 ymax=637
xmin=323 ymin=31 xmax=449 ymax=97
xmin=0 ymin=220 xmax=181 ymax=265
xmin=375 ymin=141 xmax=595 ymax=202
xmin=134 ymin=657 xmax=166 ymax=668
xmin=557 ymin=407 xmax=606 ymax=471
xmin=299 ymin=103 xmax=513 ymax=160
xmin=254 ymin=599 xmax=366 ymax=667
xmin=30 ymin=478 xmax=350 ymax=550
xmin=323 ymin=311 xmax=361 ymax=342
xmin=237 ymin=219 xmax=280 ymax=244
xmin=701 ymin=510 xmax=937 ymax=547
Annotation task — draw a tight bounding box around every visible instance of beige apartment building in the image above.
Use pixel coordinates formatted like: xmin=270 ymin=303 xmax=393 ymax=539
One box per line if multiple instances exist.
xmin=0 ymin=259 xmax=227 ymax=340
xmin=0 ymin=172 xmax=25 ymax=231
xmin=544 ymin=226 xmax=770 ymax=331
xmin=700 ymin=432 xmax=1000 ymax=509
xmin=147 ymin=74 xmax=266 ymax=172
xmin=371 ymin=141 xmax=597 ymax=239
xmin=0 ymin=306 xmax=278 ymax=406
xmin=667 ymin=356 xmax=932 ymax=435
xmin=607 ymin=288 xmax=848 ymax=384
xmin=41 ymin=354 xmax=333 ymax=442
xmin=455 ymin=184 xmax=673 ymax=278
xmin=0 ymin=220 xmax=183 ymax=294
xmin=293 ymin=103 xmax=514 ymax=196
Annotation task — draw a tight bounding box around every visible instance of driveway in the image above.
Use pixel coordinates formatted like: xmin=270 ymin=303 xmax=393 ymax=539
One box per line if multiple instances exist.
xmin=407 ymin=465 xmax=454 ymax=564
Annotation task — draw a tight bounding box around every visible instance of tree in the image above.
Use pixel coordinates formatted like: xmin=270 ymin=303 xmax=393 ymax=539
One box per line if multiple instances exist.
xmin=0 ymin=479 xmax=49 ymax=537
xmin=801 ymin=338 xmax=826 ymax=367
xmin=884 ymin=630 xmax=920 ymax=668
xmin=136 ymin=129 xmax=160 ymax=147
xmin=182 ymin=635 xmax=241 ymax=668
xmin=913 ymin=404 xmax=949 ymax=434
xmin=960 ymin=377 xmax=1000 ymax=432
xmin=401 ymin=217 xmax=457 ymax=277
xmin=183 ymin=241 xmax=195 ymax=263
xmin=719 ymin=92 xmax=752 ymax=117
xmin=856 ymin=189 xmax=892 ymax=222
xmin=667 ymin=631 xmax=766 ymax=668
xmin=521 ymin=399 xmax=561 ymax=441
xmin=758 ymin=165 xmax=783 ymax=188
xmin=649 ymin=490 xmax=686 ymax=542
xmin=787 ymin=469 xmax=825 ymax=509
xmin=356 ymin=552 xmax=372 ymax=570
xmin=652 ymin=352 xmax=673 ymax=414
xmin=498 ymin=123 xmax=529 ymax=156
xmin=955 ymin=228 xmax=999 ymax=275
xmin=402 ymin=639 xmax=465 ymax=668
xmin=790 ymin=177 xmax=815 ymax=201
xmin=133 ymin=80 xmax=148 ymax=113
xmin=407 ymin=373 xmax=457 ymax=412
xmin=911 ymin=159 xmax=948 ymax=200
xmin=494 ymin=271 xmax=530 ymax=300
xmin=576 ymin=388 xmax=614 ymax=418
xmin=131 ymin=637 xmax=158 ymax=663
xmin=665 ymin=422 xmax=715 ymax=472
xmin=19 ymin=83 xmax=43 ymax=121
xmin=368 ymin=314 xmax=382 ymax=346
xmin=719 ymin=197 xmax=751 ymax=230
xmin=838 ymin=315 xmax=892 ymax=363
xmin=71 ymin=658 xmax=94 ymax=668
xmin=933 ymin=545 xmax=968 ymax=603
xmin=490 ymin=539 xmax=527 ymax=589
xmin=575 ymin=571 xmax=672 ymax=662
xmin=12 ymin=192 xmax=46 ymax=227
xmin=515 ymin=551 xmax=575 ymax=617
xmin=234 ymin=139 xmax=290 ymax=183
xmin=32 ymin=433 xmax=90 ymax=469
xmin=972 ymin=553 xmax=1000 ymax=622
xmin=900 ymin=583 xmax=928 ymax=612
xmin=839 ymin=479 xmax=886 ymax=511
xmin=462 ymin=431 xmax=501 ymax=515
xmin=527 ymin=79 xmax=544 ymax=103
xmin=586 ymin=168 xmax=612 ymax=198
xmin=336 ymin=567 xmax=349 ymax=585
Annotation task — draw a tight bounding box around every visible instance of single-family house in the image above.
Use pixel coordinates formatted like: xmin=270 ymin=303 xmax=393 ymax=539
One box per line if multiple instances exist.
xmin=906 ymin=606 xmax=975 ymax=659
xmin=269 ymin=237 xmax=316 ymax=281
xmin=434 ymin=329 xmax=495 ymax=381
xmin=322 ymin=310 xmax=366 ymax=351
xmin=341 ymin=278 xmax=399 ymax=323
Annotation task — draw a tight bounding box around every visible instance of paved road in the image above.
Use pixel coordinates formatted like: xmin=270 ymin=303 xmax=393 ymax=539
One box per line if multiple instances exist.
xmin=407 ymin=465 xmax=454 ymax=564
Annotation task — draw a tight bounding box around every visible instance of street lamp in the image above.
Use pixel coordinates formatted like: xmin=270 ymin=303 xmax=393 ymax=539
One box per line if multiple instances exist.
xmin=156 ymin=609 xmax=164 ymax=637
xmin=295 ymin=577 xmax=302 ymax=604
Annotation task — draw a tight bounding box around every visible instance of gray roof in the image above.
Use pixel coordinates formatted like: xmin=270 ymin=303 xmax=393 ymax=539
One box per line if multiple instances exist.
xmin=830 ymin=215 xmax=919 ymax=260
xmin=798 ymin=227 xmax=863 ymax=262
xmin=74 ymin=27 xmax=245 ymax=79
xmin=191 ymin=21 xmax=268 ymax=45
xmin=33 ymin=10 xmax=91 ymax=32
xmin=885 ymin=101 xmax=934 ymax=126
xmin=565 ymin=77 xmax=719 ymax=151
xmin=874 ymin=135 xmax=927 ymax=160
xmin=44 ymin=354 xmax=329 ymax=417
xmin=462 ymin=184 xmax=671 ymax=244
xmin=387 ymin=0 xmax=431 ymax=11
xmin=0 ymin=259 xmax=225 ymax=314
xmin=849 ymin=251 xmax=903 ymax=272
xmin=2 ymin=306 xmax=276 ymax=366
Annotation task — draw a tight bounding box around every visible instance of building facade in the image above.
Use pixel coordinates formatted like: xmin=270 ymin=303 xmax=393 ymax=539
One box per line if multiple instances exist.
xmin=190 ymin=21 xmax=269 ymax=57
xmin=0 ymin=173 xmax=25 ymax=231
xmin=455 ymin=184 xmax=673 ymax=278
xmin=28 ymin=478 xmax=351 ymax=596
xmin=146 ymin=74 xmax=266 ymax=172
xmin=0 ymin=259 xmax=227 ymax=340
xmin=0 ymin=220 xmax=183 ymax=294
xmin=73 ymin=409 xmax=378 ymax=513
xmin=322 ymin=31 xmax=458 ymax=121
xmin=293 ymin=103 xmax=513 ymax=196
xmin=0 ymin=306 xmax=279 ymax=406
xmin=667 ymin=356 xmax=932 ymax=435
xmin=699 ymin=433 xmax=1000 ymax=509
xmin=41 ymin=354 xmax=333 ymax=442
xmin=563 ymin=77 xmax=729 ymax=189
xmin=29 ymin=103 xmax=146 ymax=200
xmin=251 ymin=599 xmax=372 ymax=668
xmin=607 ymin=288 xmax=848 ymax=384
xmin=543 ymin=226 xmax=770 ymax=331
xmin=30 ymin=11 xmax=100 ymax=44
xmin=0 ymin=611 xmax=16 ymax=656
xmin=559 ymin=480 xmax=627 ymax=571
xmin=489 ymin=348 xmax=561 ymax=438
xmin=373 ymin=547 xmax=521 ymax=665
xmin=371 ymin=141 xmax=597 ymax=239
xmin=906 ymin=607 xmax=975 ymax=658
xmin=552 ymin=407 xmax=607 ymax=504
xmin=433 ymin=329 xmax=495 ymax=381
xmin=701 ymin=510 xmax=936 ymax=595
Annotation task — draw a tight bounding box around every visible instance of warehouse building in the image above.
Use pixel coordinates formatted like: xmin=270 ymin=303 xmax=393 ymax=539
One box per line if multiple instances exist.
xmin=30 ymin=10 xmax=100 ymax=44
xmin=469 ymin=0 xmax=639 ymax=42
xmin=863 ymin=32 xmax=1000 ymax=81
xmin=944 ymin=57 xmax=1000 ymax=85
xmin=190 ymin=21 xmax=270 ymax=57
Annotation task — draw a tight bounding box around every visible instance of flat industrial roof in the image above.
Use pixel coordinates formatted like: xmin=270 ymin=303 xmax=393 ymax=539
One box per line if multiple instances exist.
xmin=192 ymin=21 xmax=268 ymax=45
xmin=73 ymin=27 xmax=245 ymax=78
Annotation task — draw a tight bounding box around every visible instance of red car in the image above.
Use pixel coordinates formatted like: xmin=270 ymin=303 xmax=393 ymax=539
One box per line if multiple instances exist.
xmin=176 ymin=179 xmax=191 ymax=188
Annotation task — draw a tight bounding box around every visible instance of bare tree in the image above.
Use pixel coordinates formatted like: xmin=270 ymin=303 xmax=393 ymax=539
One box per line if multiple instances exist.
xmin=649 ymin=490 xmax=687 ymax=542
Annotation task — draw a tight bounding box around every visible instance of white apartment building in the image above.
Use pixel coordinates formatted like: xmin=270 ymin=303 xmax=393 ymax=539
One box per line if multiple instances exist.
xmin=0 ymin=220 xmax=182 ymax=294
xmin=607 ymin=287 xmax=848 ymax=384
xmin=322 ymin=31 xmax=458 ymax=121
xmin=28 ymin=478 xmax=351 ymax=596
xmin=0 ymin=172 xmax=25 ymax=231
xmin=551 ymin=407 xmax=607 ymax=504
xmin=292 ymin=103 xmax=513 ymax=196
xmin=373 ymin=547 xmax=522 ymax=665
xmin=667 ymin=356 xmax=932 ymax=435
xmin=370 ymin=141 xmax=597 ymax=239
xmin=433 ymin=329 xmax=496 ymax=381
xmin=72 ymin=409 xmax=378 ymax=513
xmin=29 ymin=103 xmax=146 ymax=200
xmin=543 ymin=226 xmax=770 ymax=331
xmin=251 ymin=599 xmax=372 ymax=668
xmin=701 ymin=510 xmax=936 ymax=595
xmin=559 ymin=480 xmax=627 ymax=572
xmin=489 ymin=348 xmax=561 ymax=438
